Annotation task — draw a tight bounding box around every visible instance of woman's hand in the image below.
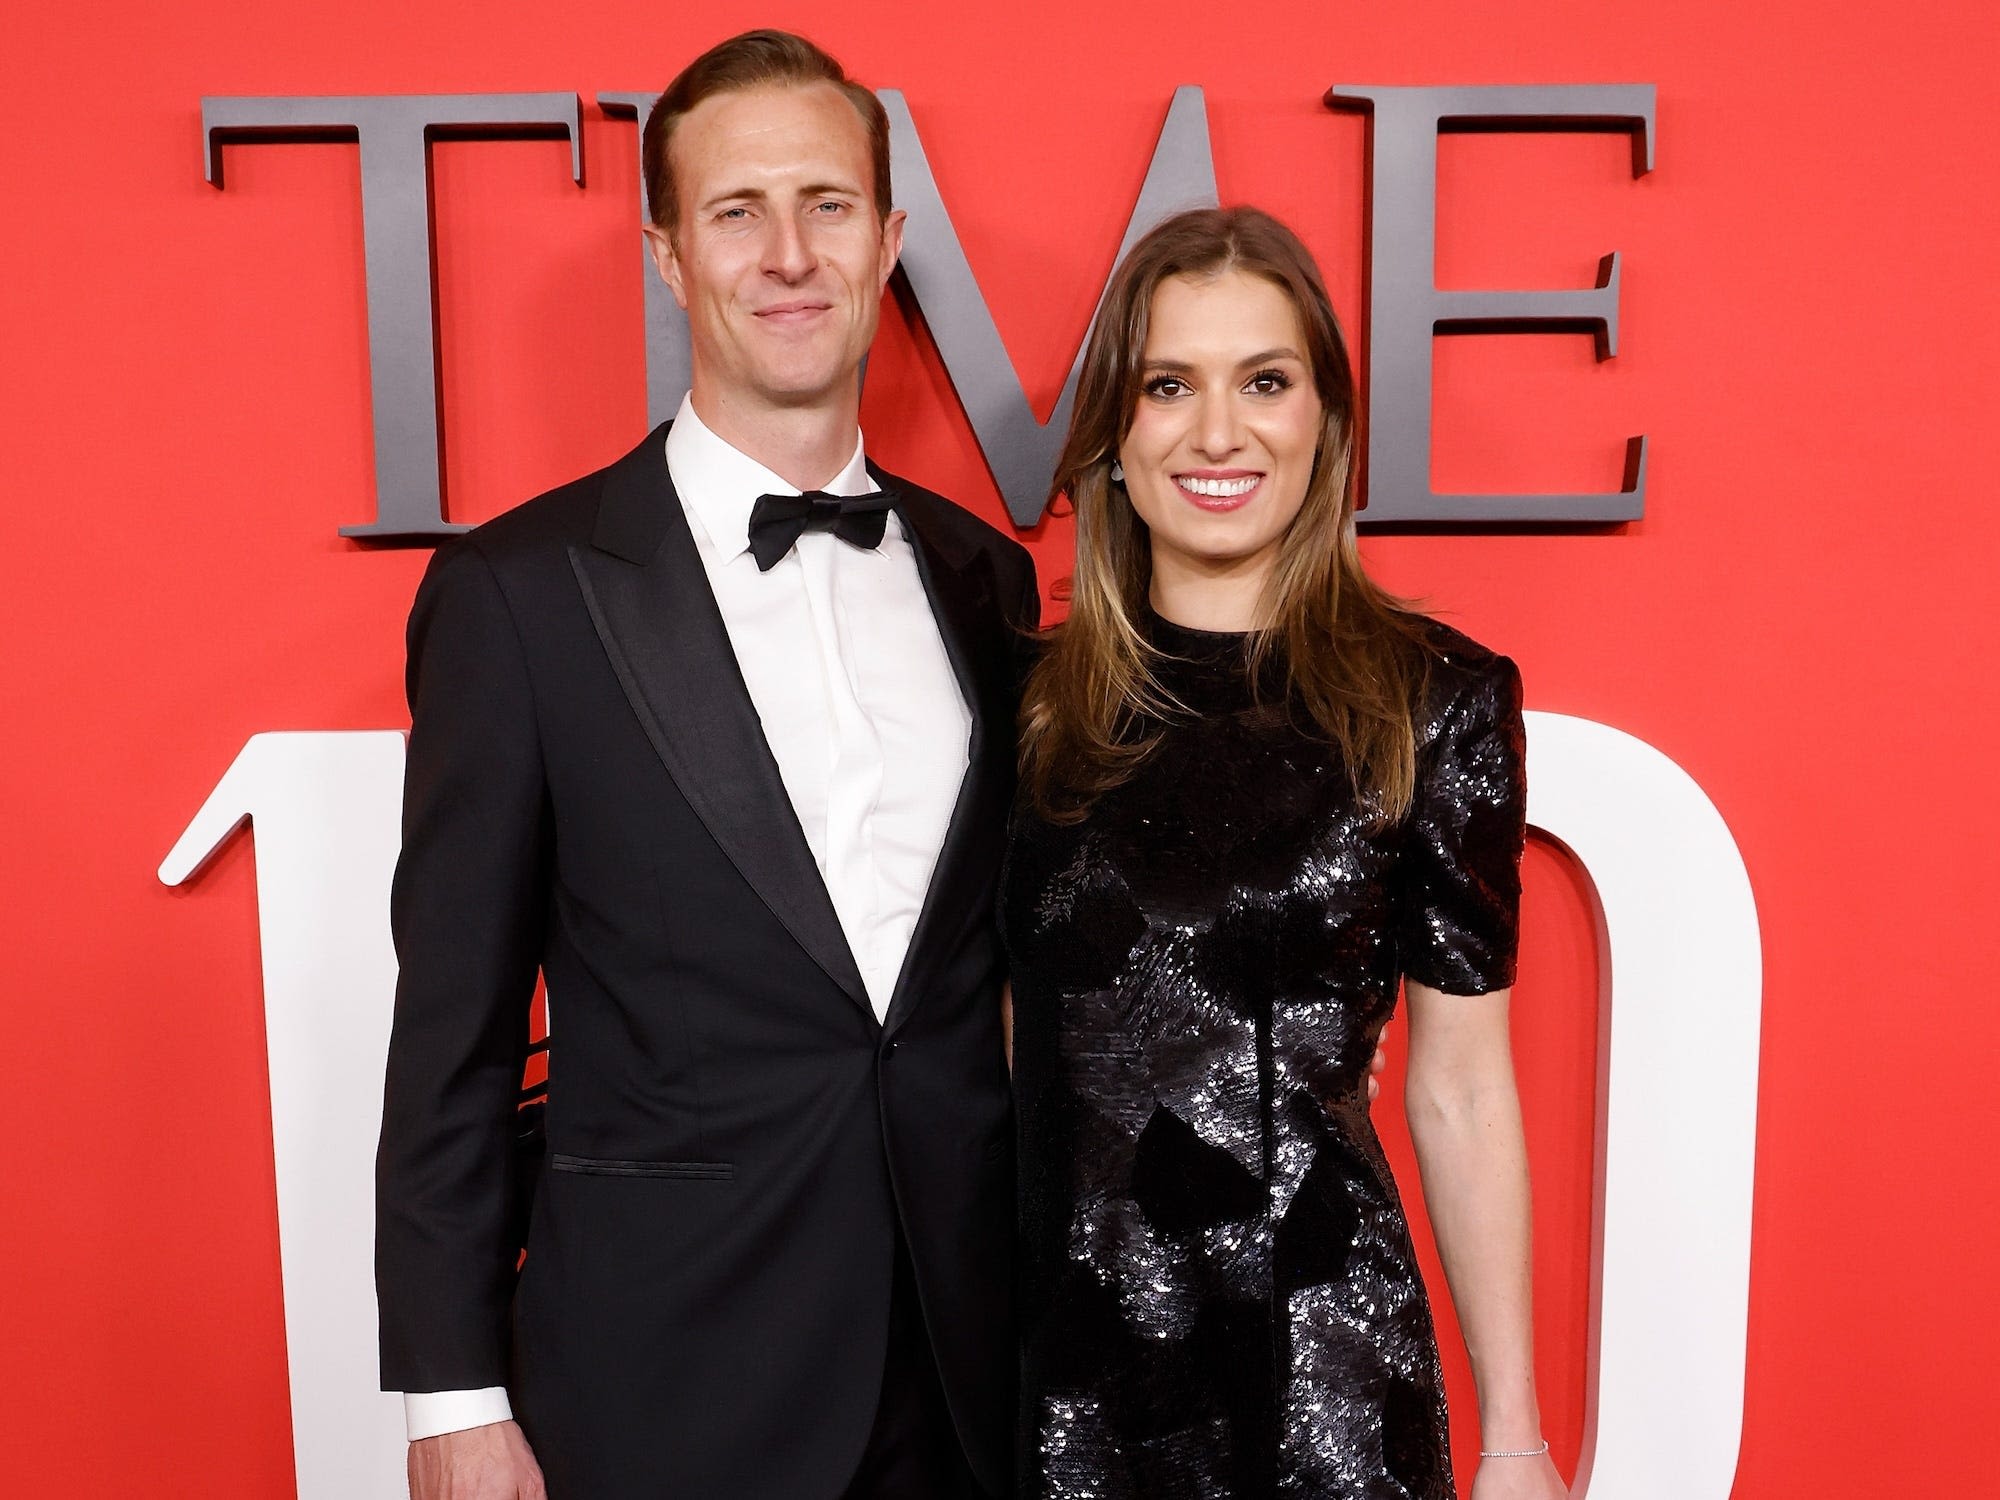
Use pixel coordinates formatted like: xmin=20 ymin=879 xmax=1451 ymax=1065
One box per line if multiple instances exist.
xmin=1470 ymin=1449 xmax=1566 ymax=1500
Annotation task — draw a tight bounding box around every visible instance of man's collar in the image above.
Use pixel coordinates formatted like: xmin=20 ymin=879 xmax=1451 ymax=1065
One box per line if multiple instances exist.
xmin=664 ymin=395 xmax=871 ymax=562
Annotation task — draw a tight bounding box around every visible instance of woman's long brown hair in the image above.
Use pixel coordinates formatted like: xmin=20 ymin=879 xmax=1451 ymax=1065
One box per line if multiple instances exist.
xmin=1019 ymin=206 xmax=1435 ymax=824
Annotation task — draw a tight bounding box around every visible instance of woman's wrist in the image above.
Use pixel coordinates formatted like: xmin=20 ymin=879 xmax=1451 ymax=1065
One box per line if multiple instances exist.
xmin=1473 ymin=1391 xmax=1544 ymax=1453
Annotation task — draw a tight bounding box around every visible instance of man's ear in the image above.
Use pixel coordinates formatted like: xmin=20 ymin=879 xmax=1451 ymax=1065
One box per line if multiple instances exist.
xmin=643 ymin=222 xmax=690 ymax=311
xmin=878 ymin=207 xmax=907 ymax=287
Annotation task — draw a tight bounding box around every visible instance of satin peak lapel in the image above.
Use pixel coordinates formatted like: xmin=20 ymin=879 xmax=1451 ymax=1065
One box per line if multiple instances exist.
xmin=568 ymin=430 xmax=871 ymax=1016
xmin=881 ymin=485 xmax=1012 ymax=1033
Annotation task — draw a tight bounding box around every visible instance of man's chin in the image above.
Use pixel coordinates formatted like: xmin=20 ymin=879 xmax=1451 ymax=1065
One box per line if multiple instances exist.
xmin=748 ymin=365 xmax=859 ymax=411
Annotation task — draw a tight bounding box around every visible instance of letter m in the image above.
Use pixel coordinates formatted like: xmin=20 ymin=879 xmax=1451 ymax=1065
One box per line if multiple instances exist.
xmin=883 ymin=89 xmax=1218 ymax=527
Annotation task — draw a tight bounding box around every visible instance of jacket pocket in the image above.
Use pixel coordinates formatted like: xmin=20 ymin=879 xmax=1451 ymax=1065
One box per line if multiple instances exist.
xmin=550 ymin=1153 xmax=734 ymax=1181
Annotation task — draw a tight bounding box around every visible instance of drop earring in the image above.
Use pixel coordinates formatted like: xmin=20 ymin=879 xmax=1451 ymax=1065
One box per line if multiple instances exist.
xmin=1110 ymin=460 xmax=1125 ymax=484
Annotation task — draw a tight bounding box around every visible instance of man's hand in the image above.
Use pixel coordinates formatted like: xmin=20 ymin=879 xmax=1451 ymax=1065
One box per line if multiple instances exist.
xmin=408 ymin=1420 xmax=545 ymax=1500
xmin=1327 ymin=1035 xmax=1392 ymax=1112
xmin=1365 ymin=1034 xmax=1388 ymax=1103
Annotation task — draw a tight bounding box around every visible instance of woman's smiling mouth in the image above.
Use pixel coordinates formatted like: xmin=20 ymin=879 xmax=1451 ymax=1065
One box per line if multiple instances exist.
xmin=1173 ymin=470 xmax=1264 ymax=510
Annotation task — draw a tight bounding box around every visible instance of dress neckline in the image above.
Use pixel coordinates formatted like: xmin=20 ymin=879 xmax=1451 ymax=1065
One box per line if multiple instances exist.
xmin=1143 ymin=605 xmax=1273 ymax=715
xmin=1145 ymin=604 xmax=1251 ymax=654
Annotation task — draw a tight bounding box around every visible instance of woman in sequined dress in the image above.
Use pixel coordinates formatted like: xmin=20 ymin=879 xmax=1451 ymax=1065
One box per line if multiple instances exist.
xmin=1000 ymin=207 xmax=1563 ymax=1500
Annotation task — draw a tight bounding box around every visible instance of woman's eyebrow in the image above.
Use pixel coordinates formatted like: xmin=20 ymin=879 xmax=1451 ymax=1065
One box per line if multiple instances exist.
xmin=1140 ymin=348 xmax=1303 ymax=374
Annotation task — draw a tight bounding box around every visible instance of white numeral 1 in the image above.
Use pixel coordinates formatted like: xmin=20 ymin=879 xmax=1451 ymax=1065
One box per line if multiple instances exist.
xmin=161 ymin=732 xmax=409 ymax=1500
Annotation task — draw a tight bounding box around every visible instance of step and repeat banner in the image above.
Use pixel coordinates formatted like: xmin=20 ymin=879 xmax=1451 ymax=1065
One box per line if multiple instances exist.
xmin=5 ymin=2 xmax=1994 ymax=1497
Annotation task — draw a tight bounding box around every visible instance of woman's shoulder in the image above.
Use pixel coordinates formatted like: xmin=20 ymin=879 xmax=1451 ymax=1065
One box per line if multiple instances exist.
xmin=1407 ymin=613 xmax=1512 ymax=676
xmin=1402 ymin=614 xmax=1522 ymax=740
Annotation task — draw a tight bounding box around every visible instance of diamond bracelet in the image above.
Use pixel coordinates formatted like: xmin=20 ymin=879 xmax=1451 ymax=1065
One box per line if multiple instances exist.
xmin=1479 ymin=1439 xmax=1551 ymax=1460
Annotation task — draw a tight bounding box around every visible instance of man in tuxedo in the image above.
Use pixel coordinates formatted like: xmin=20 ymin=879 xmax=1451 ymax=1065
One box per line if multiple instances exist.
xmin=375 ymin=30 xmax=1036 ymax=1500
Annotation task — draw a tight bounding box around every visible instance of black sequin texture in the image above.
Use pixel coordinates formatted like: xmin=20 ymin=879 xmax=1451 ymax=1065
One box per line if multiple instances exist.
xmin=1003 ymin=611 xmax=1526 ymax=1499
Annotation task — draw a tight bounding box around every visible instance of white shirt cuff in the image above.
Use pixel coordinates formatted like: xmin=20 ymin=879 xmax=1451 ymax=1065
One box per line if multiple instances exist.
xmin=403 ymin=1387 xmax=514 ymax=1441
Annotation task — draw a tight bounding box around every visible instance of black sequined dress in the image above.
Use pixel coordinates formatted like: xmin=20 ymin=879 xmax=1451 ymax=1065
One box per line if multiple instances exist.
xmin=1001 ymin=610 xmax=1526 ymax=1500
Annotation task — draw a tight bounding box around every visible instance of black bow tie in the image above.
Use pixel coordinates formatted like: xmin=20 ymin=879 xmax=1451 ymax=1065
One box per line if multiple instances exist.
xmin=745 ymin=490 xmax=897 ymax=572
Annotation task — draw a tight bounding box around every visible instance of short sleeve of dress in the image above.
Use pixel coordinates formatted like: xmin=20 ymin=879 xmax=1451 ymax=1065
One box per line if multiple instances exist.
xmin=1396 ymin=652 xmax=1528 ymax=995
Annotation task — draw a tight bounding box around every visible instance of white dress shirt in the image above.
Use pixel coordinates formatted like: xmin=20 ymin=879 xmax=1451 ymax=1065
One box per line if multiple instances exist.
xmin=404 ymin=399 xmax=971 ymax=1440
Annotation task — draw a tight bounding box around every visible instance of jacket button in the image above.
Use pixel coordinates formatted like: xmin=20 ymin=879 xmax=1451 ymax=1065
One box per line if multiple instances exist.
xmin=884 ymin=1040 xmax=899 ymax=1058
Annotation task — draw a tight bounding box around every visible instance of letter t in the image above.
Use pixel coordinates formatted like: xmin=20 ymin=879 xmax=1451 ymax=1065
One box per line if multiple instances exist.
xmin=203 ymin=95 xmax=583 ymax=540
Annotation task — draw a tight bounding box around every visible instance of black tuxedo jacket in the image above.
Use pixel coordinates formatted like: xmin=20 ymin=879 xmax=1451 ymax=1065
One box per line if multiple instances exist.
xmin=375 ymin=423 xmax=1039 ymax=1500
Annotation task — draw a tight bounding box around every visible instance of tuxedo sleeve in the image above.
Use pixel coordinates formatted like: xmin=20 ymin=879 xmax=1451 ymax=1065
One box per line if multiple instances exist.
xmin=1007 ymin=540 xmax=1043 ymax=696
xmin=376 ymin=538 xmax=550 ymax=1395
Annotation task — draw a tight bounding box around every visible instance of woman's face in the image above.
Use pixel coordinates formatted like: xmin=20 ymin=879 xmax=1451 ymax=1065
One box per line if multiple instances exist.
xmin=1117 ymin=269 xmax=1324 ymax=598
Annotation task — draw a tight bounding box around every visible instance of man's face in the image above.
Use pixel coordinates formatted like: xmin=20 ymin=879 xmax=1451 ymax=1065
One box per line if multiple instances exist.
xmin=645 ymin=83 xmax=904 ymax=416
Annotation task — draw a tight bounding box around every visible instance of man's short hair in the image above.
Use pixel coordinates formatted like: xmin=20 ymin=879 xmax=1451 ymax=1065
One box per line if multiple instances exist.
xmin=642 ymin=29 xmax=894 ymax=235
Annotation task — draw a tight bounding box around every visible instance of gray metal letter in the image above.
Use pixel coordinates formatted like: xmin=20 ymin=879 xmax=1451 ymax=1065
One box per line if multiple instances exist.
xmin=885 ymin=88 xmax=1219 ymax=527
xmin=597 ymin=93 xmax=693 ymax=432
xmin=204 ymin=95 xmax=583 ymax=540
xmin=1327 ymin=85 xmax=1654 ymax=525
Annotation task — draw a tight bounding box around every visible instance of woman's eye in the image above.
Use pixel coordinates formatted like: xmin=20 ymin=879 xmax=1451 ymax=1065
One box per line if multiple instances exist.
xmin=1143 ymin=376 xmax=1187 ymax=399
xmin=1246 ymin=369 xmax=1292 ymax=395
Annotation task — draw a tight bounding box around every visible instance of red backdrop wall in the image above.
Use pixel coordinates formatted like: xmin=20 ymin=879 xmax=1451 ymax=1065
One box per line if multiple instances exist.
xmin=5 ymin=1 xmax=1995 ymax=1494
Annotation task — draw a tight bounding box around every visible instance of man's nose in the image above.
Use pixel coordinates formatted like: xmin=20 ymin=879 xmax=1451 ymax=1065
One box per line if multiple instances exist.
xmin=763 ymin=213 xmax=816 ymax=281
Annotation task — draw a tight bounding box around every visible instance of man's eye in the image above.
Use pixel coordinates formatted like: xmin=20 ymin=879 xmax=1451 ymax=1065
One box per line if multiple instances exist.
xmin=718 ymin=207 xmax=749 ymax=221
xmin=813 ymin=200 xmax=846 ymax=214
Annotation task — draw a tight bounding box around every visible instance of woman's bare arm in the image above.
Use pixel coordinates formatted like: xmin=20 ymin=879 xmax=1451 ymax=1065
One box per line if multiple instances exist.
xmin=1403 ymin=980 xmax=1563 ymax=1499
